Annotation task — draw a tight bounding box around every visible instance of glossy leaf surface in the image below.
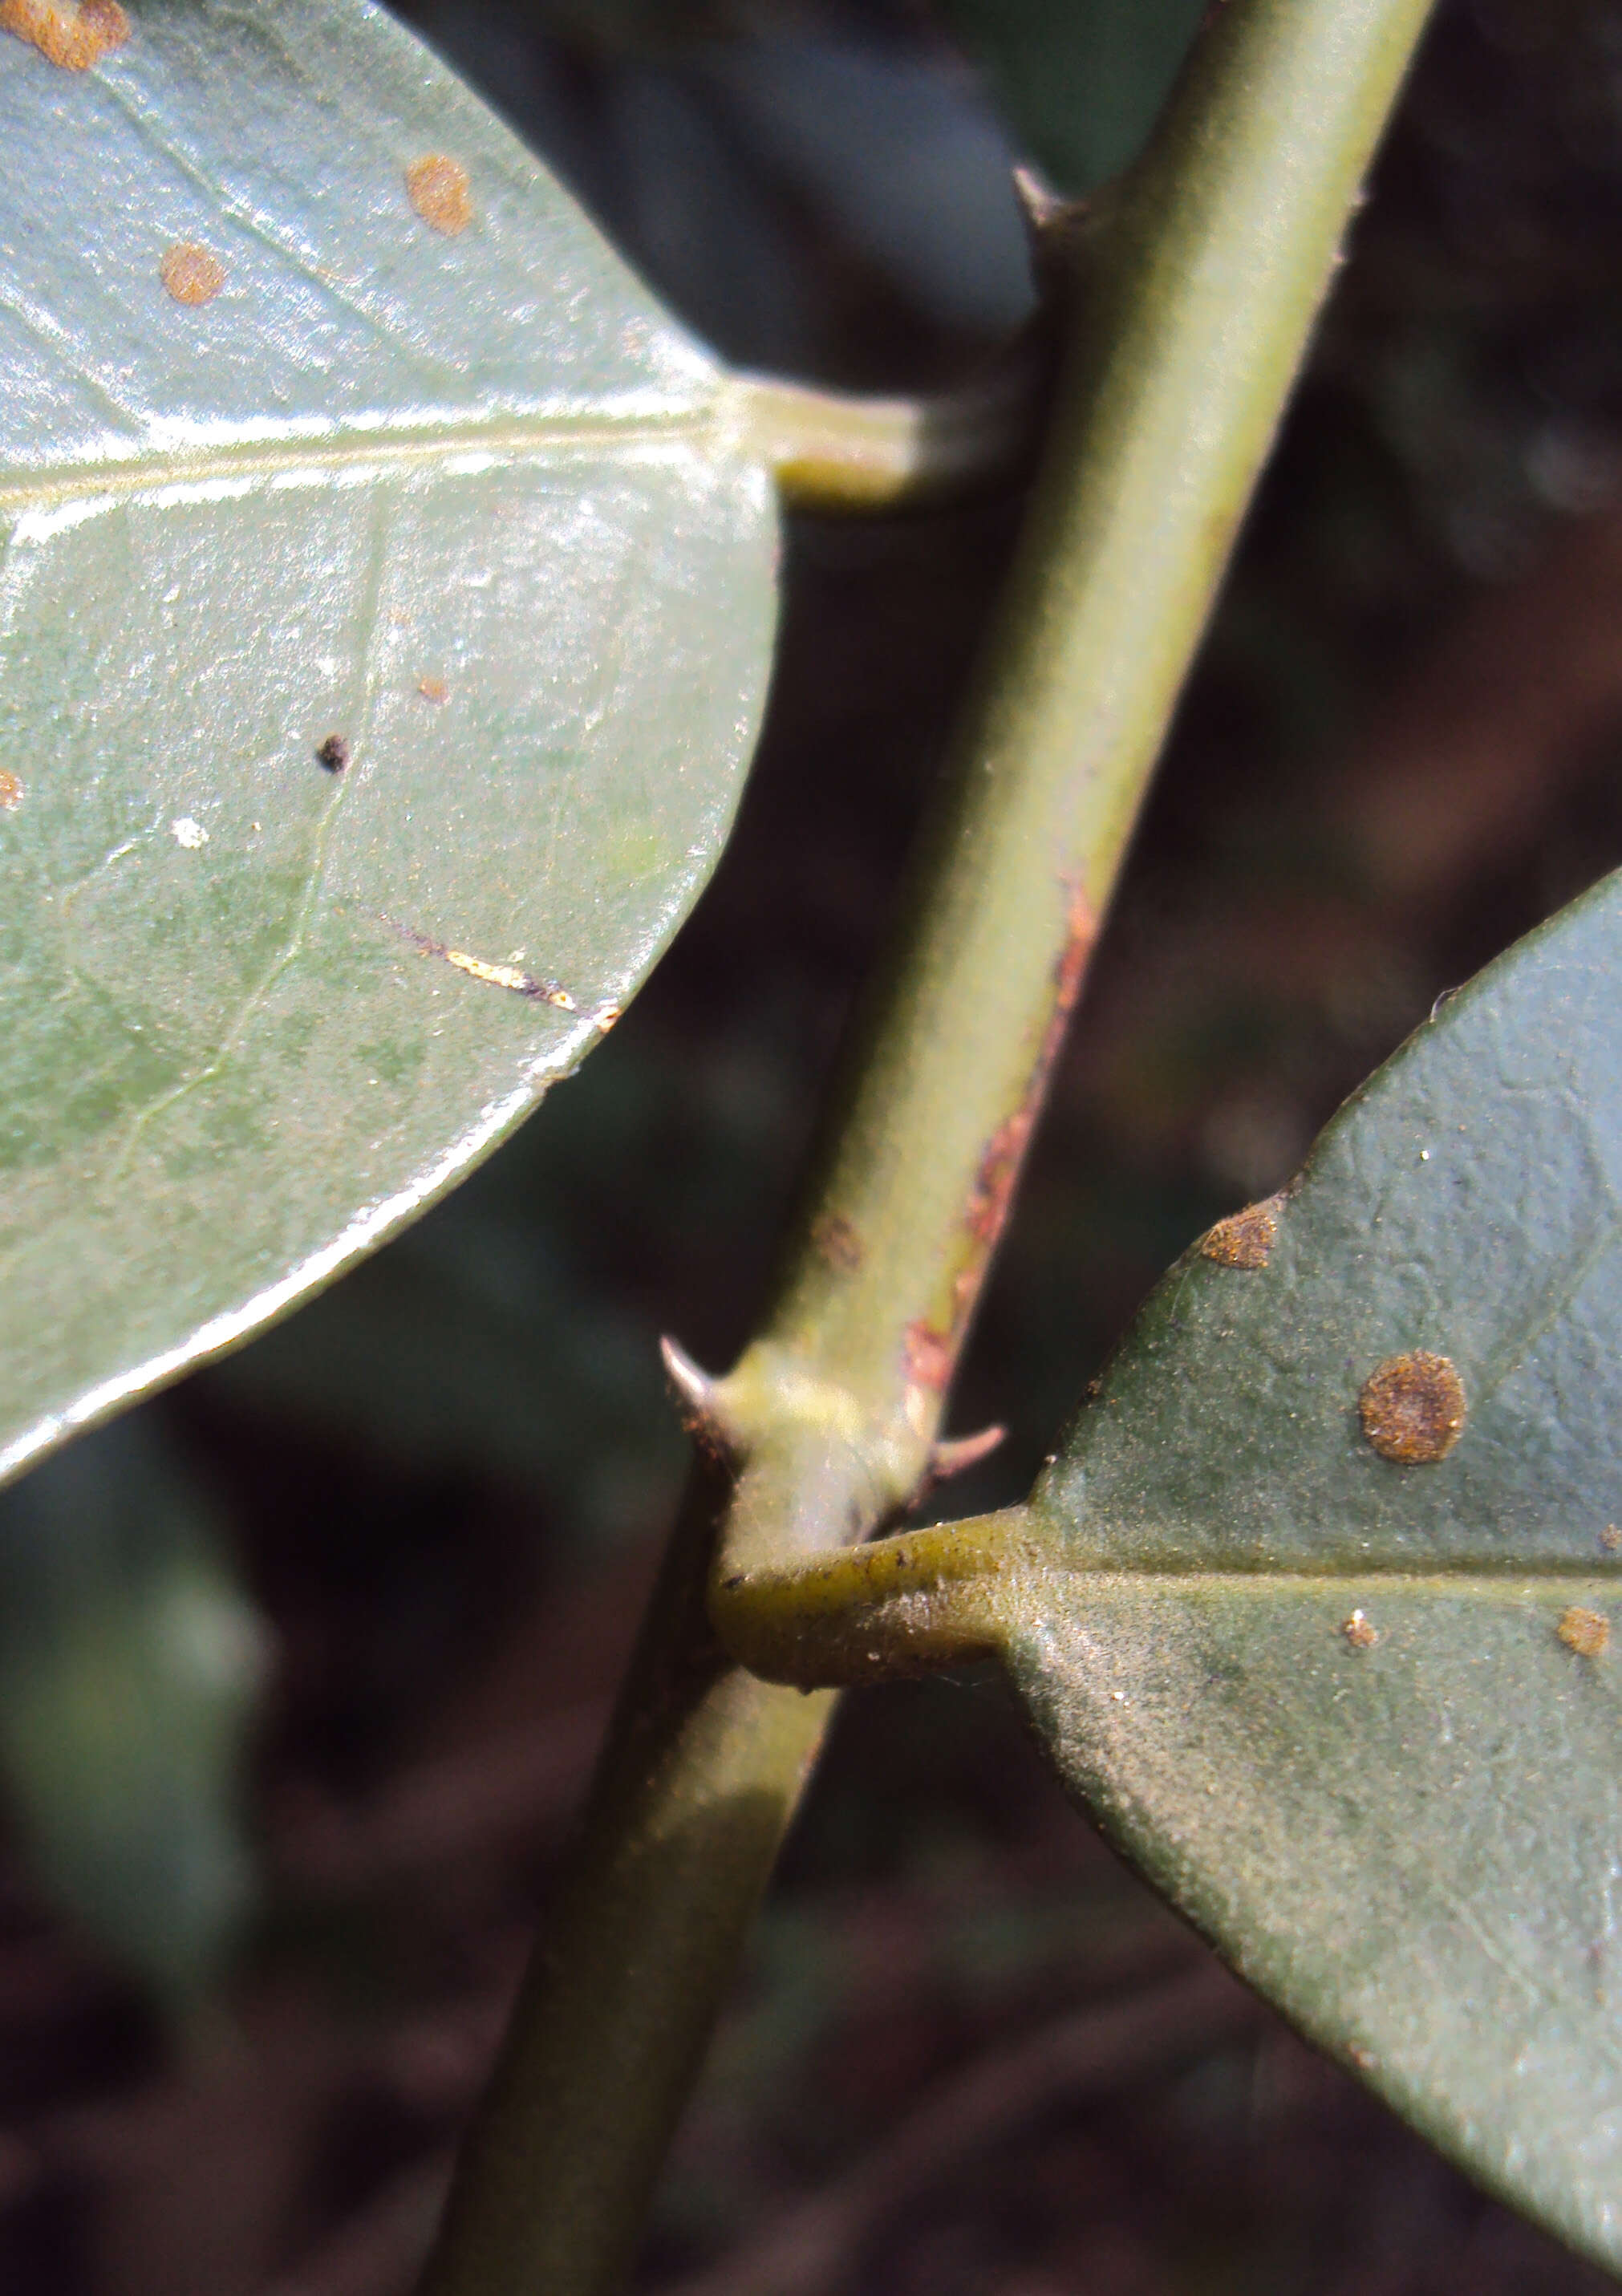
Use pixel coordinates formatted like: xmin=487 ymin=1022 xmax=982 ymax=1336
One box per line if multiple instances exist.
xmin=0 ymin=0 xmax=779 ymax=1486
xmin=1008 ymin=867 xmax=1622 ymax=2269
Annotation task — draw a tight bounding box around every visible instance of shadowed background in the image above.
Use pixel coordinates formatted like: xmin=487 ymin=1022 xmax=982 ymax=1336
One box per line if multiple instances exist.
xmin=6 ymin=0 xmax=1622 ymax=2287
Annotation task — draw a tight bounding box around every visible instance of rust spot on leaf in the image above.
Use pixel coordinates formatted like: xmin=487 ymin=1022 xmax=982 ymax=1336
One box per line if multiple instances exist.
xmin=902 ymin=1319 xmax=952 ymax=1393
xmin=1559 ymin=1605 xmax=1610 ymax=1658
xmin=1340 ymin=1609 xmax=1378 ymax=1649
xmin=812 ymin=1213 xmax=864 ymax=1273
xmin=160 ymin=241 xmax=225 ymax=306
xmin=0 ymin=769 xmax=21 ymax=810
xmin=1201 ymin=1192 xmax=1282 ymax=1269
xmin=406 ymin=154 xmax=472 ymax=237
xmin=1 ymin=0 xmax=127 ymax=68
xmin=316 ymin=733 xmax=351 ymax=773
xmin=416 ymin=675 xmax=448 ymax=704
xmin=1357 ymin=1351 xmax=1465 ymax=1464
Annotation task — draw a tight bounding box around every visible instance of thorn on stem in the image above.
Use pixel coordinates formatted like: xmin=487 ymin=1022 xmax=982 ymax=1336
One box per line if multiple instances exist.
xmin=930 ymin=1425 xmax=1008 ymax=1480
xmin=1012 ymin=163 xmax=1091 ymax=271
xmin=1012 ymin=163 xmax=1068 ymax=236
xmin=660 ymin=1336 xmax=732 ymax=1455
xmin=660 ymin=1335 xmax=714 ymax=1416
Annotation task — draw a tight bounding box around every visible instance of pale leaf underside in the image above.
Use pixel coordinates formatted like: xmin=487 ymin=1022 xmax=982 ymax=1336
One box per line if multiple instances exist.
xmin=0 ymin=0 xmax=781 ymax=1482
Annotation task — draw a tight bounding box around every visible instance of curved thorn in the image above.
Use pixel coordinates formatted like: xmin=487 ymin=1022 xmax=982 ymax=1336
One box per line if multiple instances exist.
xmin=930 ymin=1423 xmax=1008 ymax=1480
xmin=659 ymin=1335 xmax=718 ymax=1423
xmin=1012 ymin=160 xmax=1068 ymax=236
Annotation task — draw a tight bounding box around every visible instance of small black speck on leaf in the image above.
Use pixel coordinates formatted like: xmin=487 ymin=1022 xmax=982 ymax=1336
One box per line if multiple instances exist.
xmin=316 ymin=734 xmax=351 ymax=773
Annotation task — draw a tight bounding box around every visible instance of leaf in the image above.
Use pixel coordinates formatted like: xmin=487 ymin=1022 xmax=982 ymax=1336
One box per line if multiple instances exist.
xmin=0 ymin=0 xmax=780 ymax=1487
xmin=0 ymin=1417 xmax=267 ymax=2002
xmin=1000 ymin=866 xmax=1622 ymax=2270
xmin=934 ymin=0 xmax=1206 ymax=196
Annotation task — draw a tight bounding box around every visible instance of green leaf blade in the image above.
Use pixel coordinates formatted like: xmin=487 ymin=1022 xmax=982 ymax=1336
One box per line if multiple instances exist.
xmin=1034 ymin=866 xmax=1622 ymax=1573
xmin=1008 ymin=868 xmax=1622 ymax=2267
xmin=1008 ymin=1572 xmax=1622 ymax=2266
xmin=0 ymin=0 xmax=781 ymax=1485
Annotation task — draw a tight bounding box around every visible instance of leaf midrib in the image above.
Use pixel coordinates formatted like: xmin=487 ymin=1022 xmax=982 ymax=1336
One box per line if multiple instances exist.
xmin=0 ymin=399 xmax=732 ymax=521
xmin=1020 ymin=1553 xmax=1622 ymax=1588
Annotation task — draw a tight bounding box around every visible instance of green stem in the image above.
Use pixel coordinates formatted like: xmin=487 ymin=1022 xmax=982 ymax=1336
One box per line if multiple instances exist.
xmin=421 ymin=1464 xmax=834 ymax=2296
xmin=751 ymin=0 xmax=1434 ymax=1448
xmin=419 ymin=2 xmax=1434 ymax=2288
xmin=729 ymin=356 xmax=1043 ymax=513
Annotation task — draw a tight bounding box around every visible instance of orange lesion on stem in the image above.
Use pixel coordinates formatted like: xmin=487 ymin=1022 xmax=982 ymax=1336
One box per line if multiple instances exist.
xmin=901 ymin=882 xmax=1099 ymax=1410
xmin=964 ymin=879 xmax=1097 ymax=1260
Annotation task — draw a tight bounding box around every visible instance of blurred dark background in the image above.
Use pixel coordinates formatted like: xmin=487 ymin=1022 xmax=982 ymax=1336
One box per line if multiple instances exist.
xmin=9 ymin=0 xmax=1622 ymax=2287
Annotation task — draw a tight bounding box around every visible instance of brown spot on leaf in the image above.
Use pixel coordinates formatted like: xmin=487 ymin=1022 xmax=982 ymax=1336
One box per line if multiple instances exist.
xmin=1201 ymin=1192 xmax=1283 ymax=1269
xmin=1340 ymin=1609 xmax=1378 ymax=1649
xmin=1559 ymin=1605 xmax=1610 ymax=1658
xmin=1 ymin=0 xmax=127 ymax=68
xmin=416 ymin=676 xmax=448 ymax=704
xmin=1603 ymin=1524 xmax=1622 ymax=1554
xmin=812 ymin=1213 xmax=864 ymax=1273
xmin=593 ymin=1004 xmax=622 ymax=1035
xmin=1358 ymin=1351 xmax=1466 ymax=1463
xmin=316 ymin=734 xmax=351 ymax=773
xmin=902 ymin=1319 xmax=952 ymax=1393
xmin=0 ymin=769 xmax=21 ymax=810
xmin=160 ymin=241 xmax=225 ymax=306
xmin=406 ymin=155 xmax=472 ymax=237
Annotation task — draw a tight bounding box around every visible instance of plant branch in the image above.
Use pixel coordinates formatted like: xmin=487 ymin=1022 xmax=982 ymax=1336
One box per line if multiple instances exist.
xmin=737 ymin=0 xmax=1436 ymax=1480
xmin=418 ymin=1 xmax=1435 ymax=2289
xmin=732 ymin=354 xmax=1044 ymax=513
